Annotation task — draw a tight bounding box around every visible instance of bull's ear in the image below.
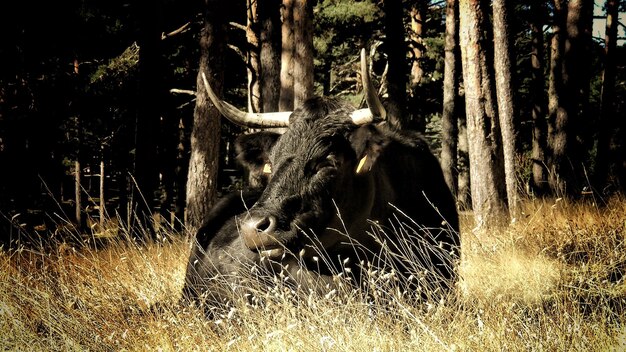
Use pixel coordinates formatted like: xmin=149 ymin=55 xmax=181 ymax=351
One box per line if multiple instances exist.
xmin=348 ymin=125 xmax=388 ymax=174
xmin=235 ymin=132 xmax=280 ymax=172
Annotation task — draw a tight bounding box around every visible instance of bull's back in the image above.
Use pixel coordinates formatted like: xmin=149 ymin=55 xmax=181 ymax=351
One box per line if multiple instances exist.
xmin=375 ymin=135 xmax=458 ymax=232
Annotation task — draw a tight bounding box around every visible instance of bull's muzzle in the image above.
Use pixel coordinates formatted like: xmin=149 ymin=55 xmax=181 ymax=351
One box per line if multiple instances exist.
xmin=240 ymin=215 xmax=285 ymax=258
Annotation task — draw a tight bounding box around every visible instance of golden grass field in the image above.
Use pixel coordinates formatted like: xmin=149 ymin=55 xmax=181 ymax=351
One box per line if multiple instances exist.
xmin=1 ymin=197 xmax=625 ymax=351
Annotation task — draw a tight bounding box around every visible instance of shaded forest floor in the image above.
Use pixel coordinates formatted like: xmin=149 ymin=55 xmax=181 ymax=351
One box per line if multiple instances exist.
xmin=1 ymin=198 xmax=625 ymax=351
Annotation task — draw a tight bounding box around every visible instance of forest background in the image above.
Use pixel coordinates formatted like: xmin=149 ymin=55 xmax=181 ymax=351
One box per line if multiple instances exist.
xmin=0 ymin=0 xmax=624 ymax=243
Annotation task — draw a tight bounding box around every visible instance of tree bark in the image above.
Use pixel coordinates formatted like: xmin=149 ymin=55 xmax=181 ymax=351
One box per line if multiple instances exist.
xmin=383 ymin=0 xmax=407 ymax=128
xmin=174 ymin=117 xmax=187 ymax=231
xmin=562 ymin=0 xmax=592 ymax=192
xmin=293 ymin=0 xmax=314 ymax=106
xmin=100 ymin=157 xmax=105 ymax=228
xmin=441 ymin=0 xmax=460 ymax=200
xmin=260 ymin=0 xmax=282 ymax=112
xmin=457 ymin=105 xmax=471 ymax=210
xmin=594 ymin=0 xmax=619 ymax=191
xmin=246 ymin=0 xmax=262 ymax=113
xmin=408 ymin=0 xmax=427 ymax=132
xmin=279 ymin=0 xmax=295 ymax=111
xmin=529 ymin=2 xmax=549 ymax=196
xmin=550 ymin=0 xmax=593 ymax=196
xmin=185 ymin=0 xmax=225 ymax=235
xmin=547 ymin=0 xmax=567 ymax=195
xmin=409 ymin=0 xmax=426 ymax=88
xmin=133 ymin=0 xmax=162 ymax=235
xmin=75 ymin=160 xmax=82 ymax=227
xmin=492 ymin=0 xmax=519 ymax=218
xmin=458 ymin=0 xmax=507 ymax=227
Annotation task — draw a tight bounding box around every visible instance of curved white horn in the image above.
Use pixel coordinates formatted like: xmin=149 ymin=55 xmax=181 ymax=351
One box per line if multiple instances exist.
xmin=360 ymin=48 xmax=387 ymax=120
xmin=201 ymin=72 xmax=291 ymax=128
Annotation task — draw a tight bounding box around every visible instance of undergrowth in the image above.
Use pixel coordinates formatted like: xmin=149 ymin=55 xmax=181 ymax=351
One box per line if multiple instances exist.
xmin=1 ymin=197 xmax=624 ymax=351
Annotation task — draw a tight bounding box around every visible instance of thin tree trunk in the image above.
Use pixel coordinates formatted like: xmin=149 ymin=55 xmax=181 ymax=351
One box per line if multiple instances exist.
xmin=492 ymin=0 xmax=519 ymax=218
xmin=75 ymin=160 xmax=82 ymax=227
xmin=594 ymin=0 xmax=618 ymax=190
xmin=458 ymin=0 xmax=507 ymax=227
xmin=100 ymin=157 xmax=105 ymax=228
xmin=279 ymin=0 xmax=295 ymax=111
xmin=409 ymin=1 xmax=426 ymax=88
xmin=293 ymin=0 xmax=314 ymax=106
xmin=174 ymin=117 xmax=187 ymax=231
xmin=185 ymin=0 xmax=225 ymax=235
xmin=72 ymin=58 xmax=85 ymax=231
xmin=550 ymin=0 xmax=593 ymax=197
xmin=408 ymin=0 xmax=427 ymax=132
xmin=133 ymin=1 xmax=162 ymax=235
xmin=383 ymin=0 xmax=407 ymax=128
xmin=441 ymin=0 xmax=460 ymax=200
xmin=530 ymin=2 xmax=549 ymax=195
xmin=260 ymin=0 xmax=281 ymax=112
xmin=246 ymin=0 xmax=262 ymax=112
xmin=547 ymin=0 xmax=567 ymax=195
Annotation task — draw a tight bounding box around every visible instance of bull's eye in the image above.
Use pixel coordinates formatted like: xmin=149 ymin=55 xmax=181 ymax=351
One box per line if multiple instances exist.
xmin=314 ymin=155 xmax=338 ymax=173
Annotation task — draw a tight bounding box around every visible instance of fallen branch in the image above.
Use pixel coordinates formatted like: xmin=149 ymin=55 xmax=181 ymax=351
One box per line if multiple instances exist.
xmin=161 ymin=22 xmax=191 ymax=40
xmin=169 ymin=88 xmax=196 ymax=96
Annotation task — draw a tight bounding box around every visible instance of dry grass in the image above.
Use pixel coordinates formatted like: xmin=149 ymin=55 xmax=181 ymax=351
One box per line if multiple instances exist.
xmin=1 ymin=198 xmax=625 ymax=351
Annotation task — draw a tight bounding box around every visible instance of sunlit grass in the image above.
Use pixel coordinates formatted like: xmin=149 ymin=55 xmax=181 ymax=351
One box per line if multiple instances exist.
xmin=1 ymin=197 xmax=624 ymax=350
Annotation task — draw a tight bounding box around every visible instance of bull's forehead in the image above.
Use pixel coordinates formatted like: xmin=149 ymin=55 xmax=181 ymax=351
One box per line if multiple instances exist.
xmin=270 ymin=120 xmax=348 ymax=165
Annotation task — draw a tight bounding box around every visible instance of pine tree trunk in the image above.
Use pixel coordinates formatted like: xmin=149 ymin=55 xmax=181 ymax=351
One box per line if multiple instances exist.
xmin=530 ymin=2 xmax=549 ymax=195
xmin=383 ymin=0 xmax=407 ymax=128
xmin=409 ymin=1 xmax=426 ymax=88
xmin=550 ymin=0 xmax=593 ymax=197
xmin=279 ymin=0 xmax=294 ymax=111
xmin=246 ymin=0 xmax=262 ymax=113
xmin=260 ymin=0 xmax=281 ymax=113
xmin=547 ymin=0 xmax=567 ymax=195
xmin=492 ymin=0 xmax=519 ymax=218
xmin=293 ymin=0 xmax=314 ymax=106
xmin=457 ymin=107 xmax=472 ymax=210
xmin=441 ymin=0 xmax=460 ymax=200
xmin=185 ymin=0 xmax=225 ymax=235
xmin=75 ymin=160 xmax=82 ymax=227
xmin=562 ymin=0 xmax=592 ymax=194
xmin=458 ymin=0 xmax=507 ymax=227
xmin=174 ymin=117 xmax=187 ymax=231
xmin=594 ymin=0 xmax=619 ymax=190
xmin=408 ymin=0 xmax=427 ymax=132
xmin=100 ymin=157 xmax=105 ymax=228
xmin=134 ymin=1 xmax=162 ymax=234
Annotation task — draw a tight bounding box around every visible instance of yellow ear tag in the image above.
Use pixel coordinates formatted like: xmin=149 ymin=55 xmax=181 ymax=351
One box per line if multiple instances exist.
xmin=356 ymin=155 xmax=368 ymax=174
xmin=263 ymin=163 xmax=272 ymax=174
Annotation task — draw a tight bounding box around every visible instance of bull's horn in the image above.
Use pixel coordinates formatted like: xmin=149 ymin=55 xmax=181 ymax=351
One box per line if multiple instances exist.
xmin=360 ymin=48 xmax=386 ymax=121
xmin=350 ymin=109 xmax=376 ymax=125
xmin=201 ymin=72 xmax=291 ymax=128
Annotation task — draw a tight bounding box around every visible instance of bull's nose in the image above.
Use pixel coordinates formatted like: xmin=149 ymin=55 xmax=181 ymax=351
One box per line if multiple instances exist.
xmin=250 ymin=216 xmax=276 ymax=233
xmin=240 ymin=215 xmax=280 ymax=250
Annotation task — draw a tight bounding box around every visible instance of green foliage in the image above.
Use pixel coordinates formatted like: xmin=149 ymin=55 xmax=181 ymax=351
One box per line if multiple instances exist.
xmin=317 ymin=0 xmax=379 ymax=26
xmin=90 ymin=43 xmax=139 ymax=84
xmin=314 ymin=0 xmax=383 ymax=96
xmin=422 ymin=35 xmax=445 ymax=82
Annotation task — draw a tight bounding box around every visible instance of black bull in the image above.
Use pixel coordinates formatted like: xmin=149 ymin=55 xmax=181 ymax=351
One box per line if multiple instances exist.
xmin=182 ymin=97 xmax=460 ymax=304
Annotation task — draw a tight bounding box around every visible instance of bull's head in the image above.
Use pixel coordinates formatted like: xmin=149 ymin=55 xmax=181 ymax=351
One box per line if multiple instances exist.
xmin=203 ymin=49 xmax=390 ymax=259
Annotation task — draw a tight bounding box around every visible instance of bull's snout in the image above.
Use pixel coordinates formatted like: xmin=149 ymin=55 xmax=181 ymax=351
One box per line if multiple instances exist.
xmin=240 ymin=215 xmax=282 ymax=254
